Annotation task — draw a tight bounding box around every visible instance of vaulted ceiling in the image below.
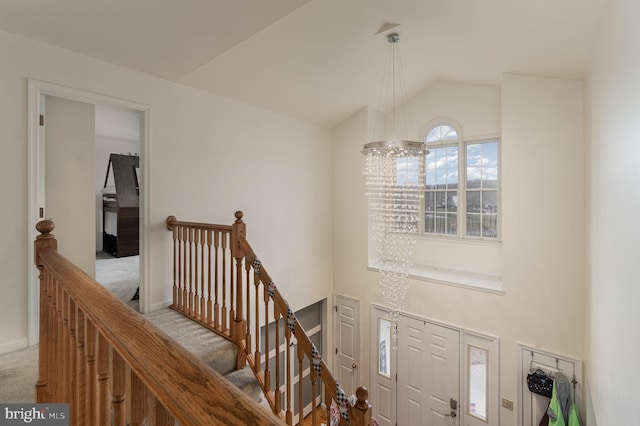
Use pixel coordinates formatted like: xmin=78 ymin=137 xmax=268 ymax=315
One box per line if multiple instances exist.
xmin=0 ymin=0 xmax=606 ymax=127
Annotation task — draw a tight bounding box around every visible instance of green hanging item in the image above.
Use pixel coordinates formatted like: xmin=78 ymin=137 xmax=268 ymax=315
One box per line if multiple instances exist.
xmin=547 ymin=372 xmax=580 ymax=426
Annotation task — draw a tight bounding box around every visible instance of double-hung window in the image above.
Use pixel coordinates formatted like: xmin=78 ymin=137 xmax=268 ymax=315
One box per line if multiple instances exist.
xmin=423 ymin=123 xmax=500 ymax=239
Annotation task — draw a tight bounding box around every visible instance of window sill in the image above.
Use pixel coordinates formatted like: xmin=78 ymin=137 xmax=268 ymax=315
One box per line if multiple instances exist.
xmin=417 ymin=234 xmax=502 ymax=246
xmin=367 ymin=263 xmax=504 ymax=295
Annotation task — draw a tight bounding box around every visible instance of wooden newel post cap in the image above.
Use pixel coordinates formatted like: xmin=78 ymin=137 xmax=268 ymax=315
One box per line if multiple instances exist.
xmin=234 ymin=210 xmax=244 ymax=223
xmin=34 ymin=219 xmax=56 ymax=267
xmin=166 ymin=215 xmax=176 ymax=231
xmin=355 ymin=386 xmax=370 ymax=410
xmin=35 ymin=219 xmax=55 ymax=236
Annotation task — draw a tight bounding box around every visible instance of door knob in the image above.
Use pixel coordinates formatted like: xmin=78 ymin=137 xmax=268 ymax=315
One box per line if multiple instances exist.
xmin=352 ymin=363 xmax=357 ymax=369
xmin=444 ymin=410 xmax=457 ymax=418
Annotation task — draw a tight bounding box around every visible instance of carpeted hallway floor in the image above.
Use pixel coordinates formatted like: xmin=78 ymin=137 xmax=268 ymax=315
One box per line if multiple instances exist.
xmin=0 ymin=344 xmax=38 ymax=403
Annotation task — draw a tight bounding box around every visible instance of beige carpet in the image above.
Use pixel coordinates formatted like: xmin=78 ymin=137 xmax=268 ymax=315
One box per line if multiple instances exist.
xmin=0 ymin=345 xmax=38 ymax=403
xmin=96 ymin=253 xmax=139 ymax=311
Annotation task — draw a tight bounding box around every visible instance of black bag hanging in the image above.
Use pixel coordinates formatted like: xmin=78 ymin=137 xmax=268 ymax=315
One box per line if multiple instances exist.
xmin=527 ymin=369 xmax=553 ymax=398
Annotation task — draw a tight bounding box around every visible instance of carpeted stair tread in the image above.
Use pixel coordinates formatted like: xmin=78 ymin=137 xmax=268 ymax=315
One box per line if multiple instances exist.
xmin=143 ymin=308 xmax=237 ymax=376
xmin=224 ymin=366 xmax=265 ymax=404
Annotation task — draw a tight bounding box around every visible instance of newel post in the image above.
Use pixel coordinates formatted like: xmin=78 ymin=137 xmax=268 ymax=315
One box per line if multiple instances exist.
xmin=348 ymin=386 xmax=372 ymax=426
xmin=231 ymin=211 xmax=247 ymax=368
xmin=34 ymin=219 xmax=57 ymax=403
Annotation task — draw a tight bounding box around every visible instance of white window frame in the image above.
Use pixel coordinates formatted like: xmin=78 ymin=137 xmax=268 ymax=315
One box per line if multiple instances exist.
xmin=421 ymin=120 xmax=501 ymax=241
xmin=463 ymin=332 xmax=500 ymax=426
xmin=366 ymin=120 xmax=504 ymax=293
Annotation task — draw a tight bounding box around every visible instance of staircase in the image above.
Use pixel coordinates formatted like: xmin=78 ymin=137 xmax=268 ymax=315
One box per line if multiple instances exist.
xmin=32 ymin=214 xmax=372 ymax=425
xmin=166 ymin=212 xmax=374 ymax=426
xmin=144 ymin=307 xmax=265 ymax=406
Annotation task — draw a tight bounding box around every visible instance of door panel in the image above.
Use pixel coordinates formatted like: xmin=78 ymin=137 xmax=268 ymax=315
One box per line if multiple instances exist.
xmin=376 ymin=381 xmax=394 ymax=426
xmin=425 ymin=323 xmax=460 ymax=425
xmin=334 ymin=295 xmax=359 ymax=396
xmin=45 ymin=96 xmax=96 ymax=276
xmin=398 ymin=316 xmax=460 ymax=426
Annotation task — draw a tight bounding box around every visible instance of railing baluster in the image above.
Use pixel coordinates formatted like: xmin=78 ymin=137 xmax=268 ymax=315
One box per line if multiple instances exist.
xmin=310 ymin=368 xmax=318 ymax=426
xmin=254 ymin=273 xmax=261 ymax=368
xmin=245 ymin=260 xmax=251 ymax=356
xmin=63 ymin=289 xmax=70 ymax=405
xmin=67 ymin=297 xmax=77 ymax=425
xmin=46 ymin=274 xmax=56 ymax=402
xmin=229 ymin=240 xmax=236 ymax=337
xmin=112 ymin=351 xmax=127 ymax=426
xmin=325 ymin=387 xmax=332 ymax=426
xmin=189 ymin=227 xmax=195 ymax=317
xmin=55 ymin=283 xmax=63 ymax=400
xmin=86 ymin=321 xmax=97 ymax=424
xmin=172 ymin=225 xmax=178 ymax=308
xmin=285 ymin=329 xmax=292 ymax=426
xmin=198 ymin=228 xmax=203 ymax=320
xmin=97 ymin=333 xmax=110 ymax=425
xmin=206 ymin=229 xmax=213 ymax=325
xmin=213 ymin=230 xmax=220 ymax=329
xmin=149 ymin=394 xmax=174 ymax=426
xmin=275 ymin=313 xmax=281 ymax=413
xmin=264 ymin=284 xmax=270 ymax=392
xmin=180 ymin=226 xmax=186 ymax=312
xmin=75 ymin=309 xmax=86 ymax=425
xmin=298 ymin=345 xmax=304 ymax=426
xmin=222 ymin=233 xmax=228 ymax=332
xmin=130 ymin=371 xmax=146 ymax=426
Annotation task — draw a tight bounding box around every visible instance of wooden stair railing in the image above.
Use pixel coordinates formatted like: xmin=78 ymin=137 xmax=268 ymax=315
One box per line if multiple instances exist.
xmin=33 ymin=219 xmax=282 ymax=426
xmin=166 ymin=212 xmax=374 ymax=426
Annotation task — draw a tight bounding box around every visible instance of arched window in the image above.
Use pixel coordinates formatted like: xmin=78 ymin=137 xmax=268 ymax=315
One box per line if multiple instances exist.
xmin=423 ymin=122 xmax=499 ymax=239
xmin=426 ymin=124 xmax=458 ymax=143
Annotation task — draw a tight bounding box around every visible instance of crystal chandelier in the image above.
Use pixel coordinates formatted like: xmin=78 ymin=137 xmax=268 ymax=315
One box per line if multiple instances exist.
xmin=362 ymin=33 xmax=426 ymax=349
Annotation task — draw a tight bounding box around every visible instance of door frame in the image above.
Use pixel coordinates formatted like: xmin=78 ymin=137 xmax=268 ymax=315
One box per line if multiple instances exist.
xmin=27 ymin=79 xmax=151 ymax=345
xmin=370 ymin=303 xmax=500 ymax=426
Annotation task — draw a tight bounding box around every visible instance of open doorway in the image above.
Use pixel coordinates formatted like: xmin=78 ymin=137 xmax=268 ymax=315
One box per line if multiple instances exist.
xmin=27 ymin=80 xmax=149 ymax=345
xmin=94 ymin=104 xmax=141 ymax=311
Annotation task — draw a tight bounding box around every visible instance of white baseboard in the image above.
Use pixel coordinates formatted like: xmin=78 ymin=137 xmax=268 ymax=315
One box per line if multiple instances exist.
xmin=0 ymin=337 xmax=30 ymax=355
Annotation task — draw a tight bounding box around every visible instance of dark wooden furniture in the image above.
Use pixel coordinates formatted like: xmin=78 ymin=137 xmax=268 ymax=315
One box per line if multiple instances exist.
xmin=102 ymin=154 xmax=139 ymax=257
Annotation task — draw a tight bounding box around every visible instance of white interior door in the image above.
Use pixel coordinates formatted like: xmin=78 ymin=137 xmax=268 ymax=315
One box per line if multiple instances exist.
xmin=44 ymin=95 xmax=96 ymax=276
xmin=334 ymin=295 xmax=360 ymax=396
xmin=397 ymin=315 xmax=460 ymax=426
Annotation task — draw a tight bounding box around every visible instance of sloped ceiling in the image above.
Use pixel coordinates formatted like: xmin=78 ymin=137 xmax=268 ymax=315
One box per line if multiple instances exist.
xmin=0 ymin=0 xmax=606 ymax=127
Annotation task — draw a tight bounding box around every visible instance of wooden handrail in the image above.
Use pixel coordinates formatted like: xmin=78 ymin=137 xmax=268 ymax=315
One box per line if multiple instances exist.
xmin=166 ymin=213 xmax=374 ymax=426
xmin=238 ymin=236 xmax=344 ymax=415
xmin=34 ymin=219 xmax=282 ymax=425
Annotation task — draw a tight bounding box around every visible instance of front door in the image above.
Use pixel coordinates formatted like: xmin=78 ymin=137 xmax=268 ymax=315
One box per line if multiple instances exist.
xmin=373 ymin=309 xmax=460 ymax=426
xmin=397 ymin=316 xmax=460 ymax=425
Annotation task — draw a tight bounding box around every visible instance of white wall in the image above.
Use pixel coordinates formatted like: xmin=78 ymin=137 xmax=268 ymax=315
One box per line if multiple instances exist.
xmin=584 ymin=0 xmax=640 ymax=424
xmin=333 ymin=77 xmax=586 ymax=425
xmin=0 ymin=29 xmax=333 ymax=352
